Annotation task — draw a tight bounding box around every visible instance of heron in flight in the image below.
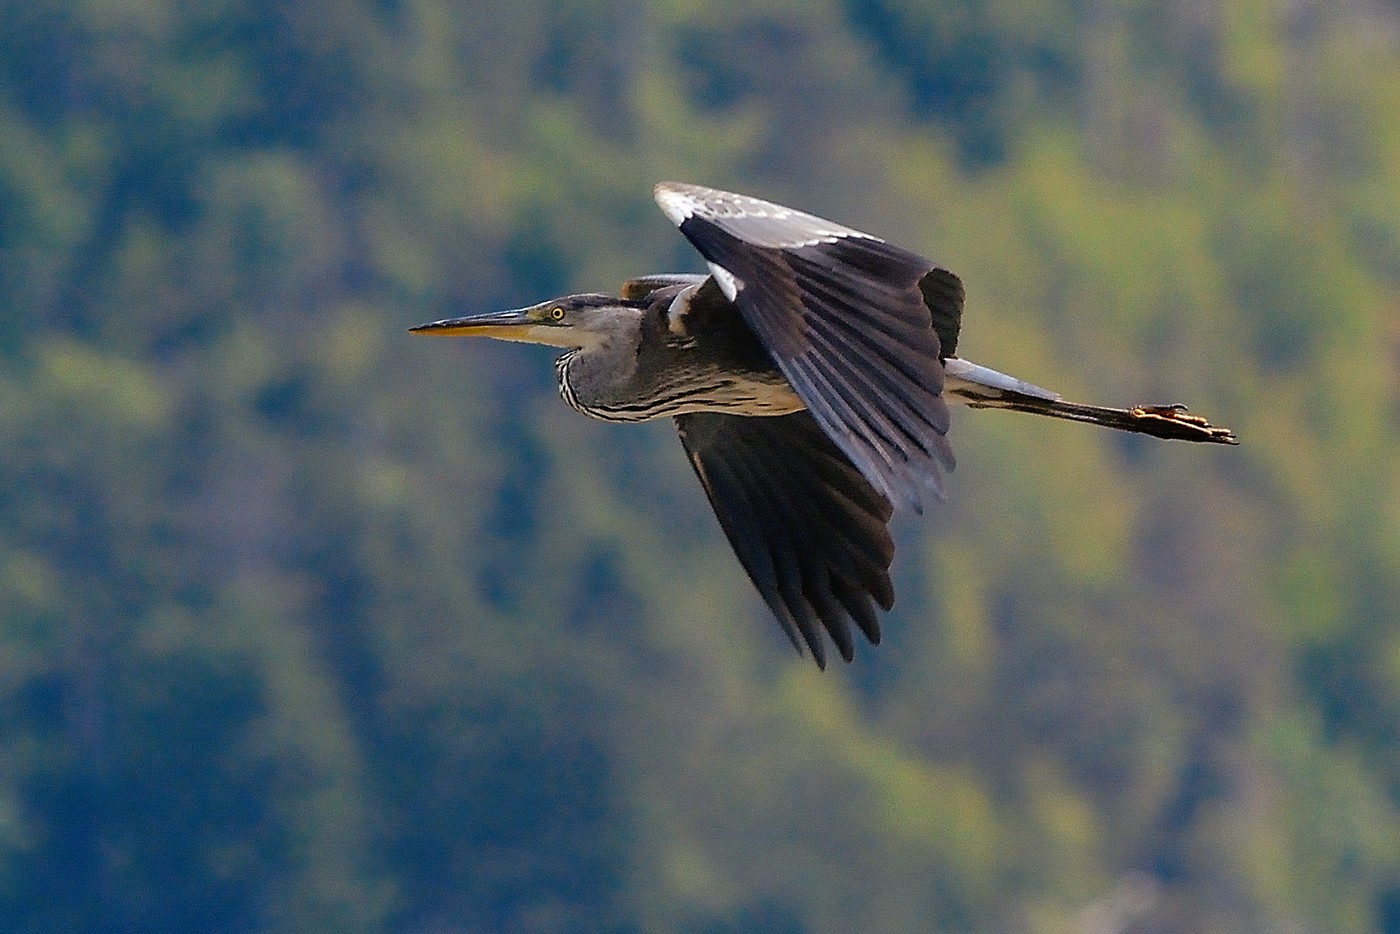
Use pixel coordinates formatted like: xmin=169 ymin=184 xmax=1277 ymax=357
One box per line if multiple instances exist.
xmin=412 ymin=183 xmax=1236 ymax=668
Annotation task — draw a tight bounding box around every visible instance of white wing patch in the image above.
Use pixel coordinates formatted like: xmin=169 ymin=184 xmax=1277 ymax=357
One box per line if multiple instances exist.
xmin=655 ymin=185 xmax=697 ymax=226
xmin=654 ymin=181 xmax=881 ymax=250
xmin=666 ymin=283 xmax=700 ymax=335
xmin=706 ymin=262 xmax=742 ymax=301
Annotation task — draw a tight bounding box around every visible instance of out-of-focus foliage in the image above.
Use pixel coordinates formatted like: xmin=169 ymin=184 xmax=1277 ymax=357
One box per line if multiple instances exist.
xmin=2 ymin=0 xmax=1399 ymax=931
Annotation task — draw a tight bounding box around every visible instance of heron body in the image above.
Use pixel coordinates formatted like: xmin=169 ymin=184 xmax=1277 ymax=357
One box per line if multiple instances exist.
xmin=551 ymin=281 xmax=804 ymax=423
xmin=412 ymin=182 xmax=1236 ymax=668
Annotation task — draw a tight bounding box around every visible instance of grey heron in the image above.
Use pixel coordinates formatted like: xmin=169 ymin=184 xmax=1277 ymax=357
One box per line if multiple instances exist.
xmin=412 ymin=182 xmax=1236 ymax=668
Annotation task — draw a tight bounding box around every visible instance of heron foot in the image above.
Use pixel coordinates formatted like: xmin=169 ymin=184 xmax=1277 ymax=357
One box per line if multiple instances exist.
xmin=1130 ymin=404 xmax=1238 ymax=444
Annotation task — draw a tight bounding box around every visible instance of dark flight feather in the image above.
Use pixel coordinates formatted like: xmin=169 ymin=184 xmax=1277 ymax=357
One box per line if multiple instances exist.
xmin=675 ymin=410 xmax=896 ymax=667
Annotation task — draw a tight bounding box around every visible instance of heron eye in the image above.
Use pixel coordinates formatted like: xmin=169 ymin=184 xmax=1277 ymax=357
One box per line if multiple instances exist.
xmin=549 ymin=306 xmax=566 ymax=321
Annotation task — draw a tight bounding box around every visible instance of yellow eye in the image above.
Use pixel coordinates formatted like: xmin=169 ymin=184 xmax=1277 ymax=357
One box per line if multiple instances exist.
xmin=549 ymin=306 xmax=565 ymax=321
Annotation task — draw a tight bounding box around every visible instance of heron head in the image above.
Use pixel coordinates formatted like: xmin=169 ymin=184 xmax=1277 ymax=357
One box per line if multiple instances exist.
xmin=410 ymin=294 xmax=644 ymax=350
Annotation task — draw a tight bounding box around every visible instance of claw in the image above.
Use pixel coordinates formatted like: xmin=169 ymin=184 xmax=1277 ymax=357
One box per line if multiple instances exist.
xmin=1130 ymin=405 xmax=1238 ymax=444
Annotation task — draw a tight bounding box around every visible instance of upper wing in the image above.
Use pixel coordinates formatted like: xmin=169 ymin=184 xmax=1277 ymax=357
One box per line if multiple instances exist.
xmin=675 ymin=410 xmax=895 ymax=668
xmin=656 ymin=182 xmax=962 ymax=511
xmin=620 ymin=273 xmax=709 ymax=301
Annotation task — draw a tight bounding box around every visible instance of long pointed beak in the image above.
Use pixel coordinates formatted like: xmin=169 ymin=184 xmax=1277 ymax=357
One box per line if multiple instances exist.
xmin=409 ymin=308 xmax=536 ymax=339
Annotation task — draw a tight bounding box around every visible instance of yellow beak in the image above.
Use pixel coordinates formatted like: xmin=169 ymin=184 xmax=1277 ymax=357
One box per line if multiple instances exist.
xmin=409 ymin=308 xmax=538 ymax=341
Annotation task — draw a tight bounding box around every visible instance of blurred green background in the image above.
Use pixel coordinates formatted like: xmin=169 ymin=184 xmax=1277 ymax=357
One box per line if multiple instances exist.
xmin=2 ymin=0 xmax=1400 ymax=931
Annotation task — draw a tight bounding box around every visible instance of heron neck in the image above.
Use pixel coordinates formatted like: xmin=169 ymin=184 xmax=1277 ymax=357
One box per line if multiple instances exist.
xmin=554 ymin=327 xmax=643 ymax=415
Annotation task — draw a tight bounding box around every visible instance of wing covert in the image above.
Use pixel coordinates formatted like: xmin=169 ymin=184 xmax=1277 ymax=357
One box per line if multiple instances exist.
xmin=620 ymin=273 xmax=709 ymax=301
